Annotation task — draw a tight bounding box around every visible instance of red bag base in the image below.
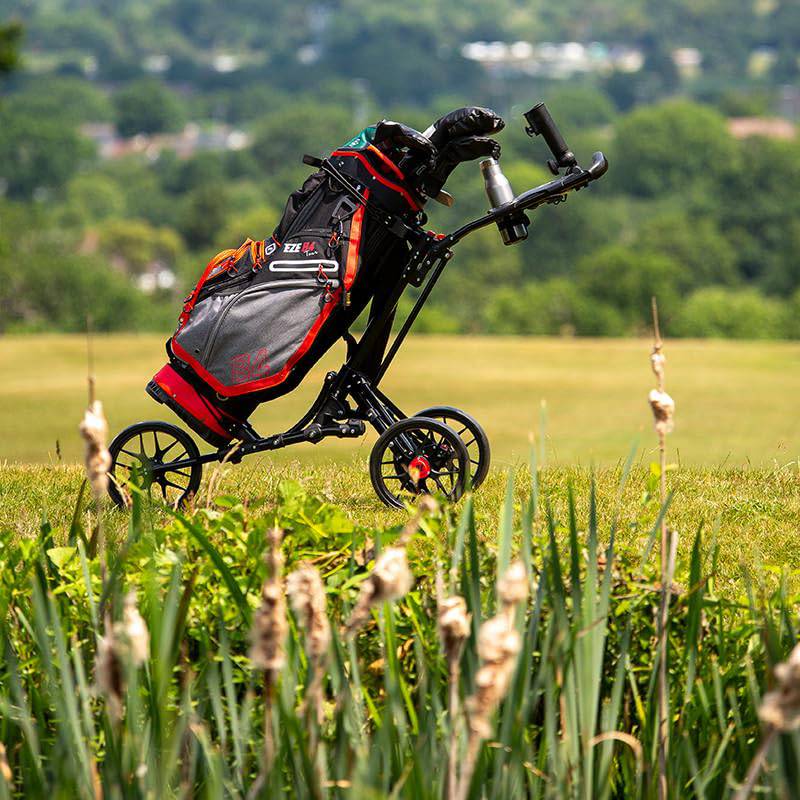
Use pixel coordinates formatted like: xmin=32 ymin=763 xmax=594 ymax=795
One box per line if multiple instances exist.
xmin=147 ymin=364 xmax=235 ymax=448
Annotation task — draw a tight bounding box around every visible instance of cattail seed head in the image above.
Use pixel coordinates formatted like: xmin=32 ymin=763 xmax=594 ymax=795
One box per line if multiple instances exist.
xmin=466 ymin=611 xmax=522 ymax=739
xmin=0 ymin=742 xmax=12 ymax=784
xmin=250 ymin=528 xmax=287 ymax=677
xmin=650 ymin=350 xmax=666 ymax=387
xmin=497 ymin=559 xmax=528 ymax=608
xmin=417 ymin=494 xmax=439 ymax=516
xmin=286 ymin=564 xmax=331 ymax=662
xmin=79 ymin=400 xmax=112 ymax=501
xmin=438 ymin=594 xmax=471 ymax=664
xmin=346 ymin=545 xmax=413 ymax=636
xmin=759 ymin=643 xmax=800 ymax=732
xmin=649 ymin=389 xmax=675 ymax=435
xmin=115 ymin=591 xmax=149 ymax=666
xmin=96 ymin=628 xmax=124 ymax=721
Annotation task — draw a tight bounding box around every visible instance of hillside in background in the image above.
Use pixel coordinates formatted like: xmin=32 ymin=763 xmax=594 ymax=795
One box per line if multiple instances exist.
xmin=0 ymin=0 xmax=799 ymax=337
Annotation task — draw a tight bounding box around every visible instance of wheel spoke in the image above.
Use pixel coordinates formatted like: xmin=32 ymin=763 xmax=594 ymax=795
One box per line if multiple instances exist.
xmin=160 ymin=438 xmax=180 ymax=457
xmin=120 ymin=448 xmax=140 ymax=459
xmin=164 ymin=478 xmax=188 ymax=490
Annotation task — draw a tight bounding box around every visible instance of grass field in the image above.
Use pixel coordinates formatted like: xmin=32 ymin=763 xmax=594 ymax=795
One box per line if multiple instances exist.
xmin=1 ymin=333 xmax=799 ymax=466
xmin=2 ymin=334 xmax=799 ymax=591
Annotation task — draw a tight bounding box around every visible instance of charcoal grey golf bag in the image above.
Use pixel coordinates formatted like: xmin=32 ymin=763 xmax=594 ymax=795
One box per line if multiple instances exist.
xmin=149 ymin=131 xmax=423 ymax=444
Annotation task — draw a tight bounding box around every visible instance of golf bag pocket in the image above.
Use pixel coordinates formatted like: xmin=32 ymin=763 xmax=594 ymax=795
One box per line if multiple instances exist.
xmin=171 ymin=237 xmax=350 ymax=397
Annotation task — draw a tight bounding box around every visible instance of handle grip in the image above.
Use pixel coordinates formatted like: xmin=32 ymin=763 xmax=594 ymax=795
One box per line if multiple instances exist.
xmin=524 ymin=103 xmax=576 ymax=168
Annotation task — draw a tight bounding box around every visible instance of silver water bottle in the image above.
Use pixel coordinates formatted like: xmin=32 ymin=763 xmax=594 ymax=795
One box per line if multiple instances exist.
xmin=479 ymin=158 xmax=529 ymax=245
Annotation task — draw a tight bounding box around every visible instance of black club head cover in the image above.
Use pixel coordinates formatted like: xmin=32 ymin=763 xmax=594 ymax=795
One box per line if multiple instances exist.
xmin=373 ymin=120 xmax=437 ymax=165
xmin=420 ymin=135 xmax=502 ymax=198
xmin=426 ymin=107 xmax=505 ymax=149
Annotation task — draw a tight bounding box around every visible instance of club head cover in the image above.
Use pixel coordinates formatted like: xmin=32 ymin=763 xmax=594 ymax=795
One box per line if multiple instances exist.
xmin=373 ymin=120 xmax=437 ymax=165
xmin=425 ymin=107 xmax=505 ymax=149
xmin=418 ymin=135 xmax=502 ymax=198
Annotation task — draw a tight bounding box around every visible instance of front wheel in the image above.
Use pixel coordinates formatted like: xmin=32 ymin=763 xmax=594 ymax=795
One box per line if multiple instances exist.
xmin=414 ymin=406 xmax=491 ymax=489
xmin=107 ymin=421 xmax=203 ymax=509
xmin=369 ymin=417 xmax=470 ymax=509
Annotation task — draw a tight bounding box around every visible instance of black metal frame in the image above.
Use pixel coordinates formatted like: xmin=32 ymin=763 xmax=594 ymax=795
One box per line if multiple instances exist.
xmin=147 ymin=147 xmax=608 ymax=481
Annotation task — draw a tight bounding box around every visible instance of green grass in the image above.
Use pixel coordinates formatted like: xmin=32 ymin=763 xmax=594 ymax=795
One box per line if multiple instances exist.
xmin=2 ymin=459 xmax=799 ymax=597
xmin=2 ymin=333 xmax=799 ymax=466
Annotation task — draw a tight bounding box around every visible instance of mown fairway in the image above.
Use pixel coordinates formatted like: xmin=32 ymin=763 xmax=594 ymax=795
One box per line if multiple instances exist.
xmin=1 ymin=333 xmax=798 ymax=466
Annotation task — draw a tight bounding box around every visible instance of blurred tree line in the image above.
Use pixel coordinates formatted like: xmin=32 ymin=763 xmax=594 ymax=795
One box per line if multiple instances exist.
xmin=0 ymin=0 xmax=799 ymax=338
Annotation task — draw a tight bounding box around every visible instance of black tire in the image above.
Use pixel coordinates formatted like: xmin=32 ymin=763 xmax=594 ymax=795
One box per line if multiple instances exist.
xmin=414 ymin=406 xmax=491 ymax=489
xmin=369 ymin=417 xmax=470 ymax=509
xmin=108 ymin=421 xmax=202 ymax=509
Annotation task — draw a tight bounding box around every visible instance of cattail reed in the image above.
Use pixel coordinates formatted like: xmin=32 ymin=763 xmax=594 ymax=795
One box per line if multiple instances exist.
xmin=345 ymin=545 xmax=413 ymax=638
xmin=95 ymin=626 xmax=124 ymax=722
xmin=649 ymin=297 xmax=676 ymax=800
xmin=437 ymin=572 xmax=471 ymax=800
xmin=249 ymin=527 xmax=287 ymax=795
xmin=286 ymin=563 xmax=331 ymax=725
xmin=119 ymin=591 xmax=150 ymax=666
xmin=0 ymin=742 xmax=12 ymax=786
xmin=735 ymin=642 xmax=800 ymax=800
xmin=456 ymin=560 xmax=528 ymax=800
xmin=95 ymin=591 xmax=150 ymax=724
xmin=79 ymin=400 xmax=112 ymax=503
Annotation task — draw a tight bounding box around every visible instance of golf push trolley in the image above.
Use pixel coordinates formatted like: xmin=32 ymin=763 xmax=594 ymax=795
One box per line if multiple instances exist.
xmin=107 ymin=103 xmax=608 ymax=509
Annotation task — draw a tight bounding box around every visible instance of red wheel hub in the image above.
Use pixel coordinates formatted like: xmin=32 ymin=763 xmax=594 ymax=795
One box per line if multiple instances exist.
xmin=408 ymin=455 xmax=431 ymax=481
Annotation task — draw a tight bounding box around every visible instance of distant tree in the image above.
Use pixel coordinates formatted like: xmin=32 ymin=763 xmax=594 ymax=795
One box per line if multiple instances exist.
xmin=634 ymin=212 xmax=740 ymax=289
xmin=214 ymin=205 xmax=279 ymax=250
xmin=577 ymin=245 xmax=687 ymax=332
xmin=4 ymin=77 xmax=113 ymax=124
xmin=250 ymin=104 xmax=353 ymax=176
xmin=65 ymin=174 xmax=126 ymax=223
xmin=546 ymin=86 xmax=617 ymax=130
xmin=97 ymin=218 xmax=183 ymax=274
xmin=178 ymin=184 xmax=230 ymax=248
xmin=481 ymin=279 xmax=626 ymax=336
xmin=672 ymin=287 xmax=788 ymax=339
xmin=113 ymin=78 xmax=186 ymax=137
xmin=0 ymin=20 xmax=21 ymax=75
xmin=612 ymin=101 xmax=739 ymax=197
xmin=0 ymin=110 xmax=95 ymax=199
xmin=0 ymin=250 xmax=146 ymax=333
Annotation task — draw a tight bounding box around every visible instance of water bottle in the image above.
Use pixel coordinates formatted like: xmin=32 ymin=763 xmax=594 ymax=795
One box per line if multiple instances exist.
xmin=480 ymin=158 xmax=529 ymax=245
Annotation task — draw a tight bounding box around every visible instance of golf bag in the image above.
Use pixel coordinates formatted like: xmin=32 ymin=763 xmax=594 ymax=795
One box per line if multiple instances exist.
xmin=148 ymin=110 xmax=503 ymax=447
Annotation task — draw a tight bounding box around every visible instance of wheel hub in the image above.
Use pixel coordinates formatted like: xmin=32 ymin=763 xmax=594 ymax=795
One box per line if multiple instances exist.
xmin=408 ymin=455 xmax=431 ymax=482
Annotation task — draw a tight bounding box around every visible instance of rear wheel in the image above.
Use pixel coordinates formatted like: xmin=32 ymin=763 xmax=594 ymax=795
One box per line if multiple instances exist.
xmin=108 ymin=421 xmax=202 ymax=509
xmin=414 ymin=406 xmax=491 ymax=489
xmin=369 ymin=417 xmax=470 ymax=509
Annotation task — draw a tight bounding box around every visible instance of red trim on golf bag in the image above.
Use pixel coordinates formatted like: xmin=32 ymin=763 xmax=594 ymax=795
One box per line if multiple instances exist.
xmin=330 ymin=150 xmax=422 ymax=211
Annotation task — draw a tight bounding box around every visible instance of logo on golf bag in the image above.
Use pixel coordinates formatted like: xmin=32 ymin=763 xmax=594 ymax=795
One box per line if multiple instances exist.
xmin=230 ymin=348 xmax=270 ymax=384
xmin=283 ymin=241 xmax=318 ymax=255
